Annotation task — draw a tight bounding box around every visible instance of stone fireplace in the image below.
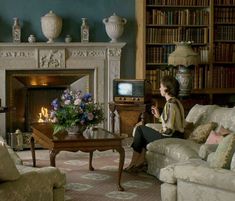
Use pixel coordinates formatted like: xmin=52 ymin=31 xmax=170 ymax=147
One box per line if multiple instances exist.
xmin=0 ymin=42 xmax=126 ymax=138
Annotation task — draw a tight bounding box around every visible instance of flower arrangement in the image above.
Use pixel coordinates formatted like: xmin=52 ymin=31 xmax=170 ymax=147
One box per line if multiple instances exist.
xmin=50 ymin=89 xmax=105 ymax=134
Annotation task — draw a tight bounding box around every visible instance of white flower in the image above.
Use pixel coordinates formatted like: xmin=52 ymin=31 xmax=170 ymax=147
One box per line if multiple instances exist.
xmin=74 ymin=98 xmax=81 ymax=105
xmin=64 ymin=99 xmax=71 ymax=105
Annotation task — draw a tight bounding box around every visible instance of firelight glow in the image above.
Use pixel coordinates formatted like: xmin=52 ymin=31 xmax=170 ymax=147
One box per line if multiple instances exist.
xmin=38 ymin=107 xmax=51 ymax=122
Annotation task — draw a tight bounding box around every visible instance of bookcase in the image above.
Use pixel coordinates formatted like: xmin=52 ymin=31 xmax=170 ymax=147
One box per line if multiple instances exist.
xmin=136 ymin=0 xmax=235 ymax=109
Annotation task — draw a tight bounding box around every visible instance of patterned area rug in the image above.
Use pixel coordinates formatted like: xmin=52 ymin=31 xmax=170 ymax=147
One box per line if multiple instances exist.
xmin=17 ymin=139 xmax=161 ymax=201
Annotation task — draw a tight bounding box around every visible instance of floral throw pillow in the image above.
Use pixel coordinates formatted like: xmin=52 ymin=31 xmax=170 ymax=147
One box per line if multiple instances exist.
xmin=209 ymin=133 xmax=235 ymax=169
xmin=188 ymin=122 xmax=217 ymax=143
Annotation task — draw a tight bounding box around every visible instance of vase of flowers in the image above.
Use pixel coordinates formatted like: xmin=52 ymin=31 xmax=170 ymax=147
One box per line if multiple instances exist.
xmin=50 ymin=89 xmax=104 ymax=135
xmin=65 ymin=125 xmax=86 ymax=135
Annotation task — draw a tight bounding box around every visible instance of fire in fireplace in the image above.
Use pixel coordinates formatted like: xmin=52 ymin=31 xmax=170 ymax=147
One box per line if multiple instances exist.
xmin=6 ymin=69 xmax=94 ymax=133
xmin=38 ymin=107 xmax=51 ymax=123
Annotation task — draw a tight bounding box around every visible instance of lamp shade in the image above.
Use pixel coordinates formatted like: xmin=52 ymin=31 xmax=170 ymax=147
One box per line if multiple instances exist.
xmin=168 ymin=42 xmax=199 ymax=67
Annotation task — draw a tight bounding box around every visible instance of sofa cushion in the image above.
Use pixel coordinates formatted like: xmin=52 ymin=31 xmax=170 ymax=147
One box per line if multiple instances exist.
xmin=147 ymin=138 xmax=201 ymax=161
xmin=205 ymin=130 xmax=224 ymax=144
xmin=0 ymin=141 xmax=20 ymax=182
xmin=188 ymin=122 xmax=217 ymax=143
xmin=215 ymin=125 xmax=232 ymax=135
xmin=205 ymin=126 xmax=231 ymax=145
xmin=198 ymin=143 xmax=219 ymax=160
xmin=209 ymin=133 xmax=235 ymax=169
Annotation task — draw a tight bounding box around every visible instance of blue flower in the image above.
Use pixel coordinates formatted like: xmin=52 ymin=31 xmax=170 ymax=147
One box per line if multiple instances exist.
xmin=82 ymin=93 xmax=92 ymax=102
xmin=51 ymin=99 xmax=60 ymax=110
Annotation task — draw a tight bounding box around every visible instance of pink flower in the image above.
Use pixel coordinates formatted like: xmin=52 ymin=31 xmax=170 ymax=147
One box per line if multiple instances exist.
xmin=87 ymin=113 xmax=94 ymax=120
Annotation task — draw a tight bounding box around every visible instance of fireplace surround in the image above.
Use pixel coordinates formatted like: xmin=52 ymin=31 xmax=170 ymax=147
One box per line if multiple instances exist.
xmin=0 ymin=42 xmax=126 ymax=138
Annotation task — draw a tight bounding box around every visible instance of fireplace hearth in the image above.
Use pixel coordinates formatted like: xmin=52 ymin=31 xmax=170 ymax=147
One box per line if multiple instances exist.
xmin=0 ymin=42 xmax=126 ymax=138
xmin=6 ymin=69 xmax=94 ymax=133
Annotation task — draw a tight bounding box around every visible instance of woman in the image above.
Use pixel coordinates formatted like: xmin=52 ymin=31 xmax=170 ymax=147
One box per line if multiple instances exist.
xmin=125 ymin=75 xmax=185 ymax=172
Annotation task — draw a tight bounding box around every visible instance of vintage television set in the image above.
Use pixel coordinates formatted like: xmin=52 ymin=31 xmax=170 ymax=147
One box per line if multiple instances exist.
xmin=113 ymin=79 xmax=152 ymax=104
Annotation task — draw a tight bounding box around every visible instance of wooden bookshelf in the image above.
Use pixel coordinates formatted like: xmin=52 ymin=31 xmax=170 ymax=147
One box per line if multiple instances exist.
xmin=136 ymin=0 xmax=235 ymax=107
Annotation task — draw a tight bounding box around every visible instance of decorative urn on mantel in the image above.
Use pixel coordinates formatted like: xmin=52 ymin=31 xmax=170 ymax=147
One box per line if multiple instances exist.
xmin=41 ymin=10 xmax=62 ymax=43
xmin=103 ymin=13 xmax=127 ymax=42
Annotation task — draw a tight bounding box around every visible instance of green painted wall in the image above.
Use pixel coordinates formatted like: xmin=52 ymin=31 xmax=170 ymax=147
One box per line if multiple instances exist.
xmin=0 ymin=0 xmax=136 ymax=78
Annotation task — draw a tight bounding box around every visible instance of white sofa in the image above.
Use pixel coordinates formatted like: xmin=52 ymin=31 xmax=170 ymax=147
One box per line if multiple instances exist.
xmin=0 ymin=136 xmax=66 ymax=201
xmin=145 ymin=104 xmax=235 ymax=201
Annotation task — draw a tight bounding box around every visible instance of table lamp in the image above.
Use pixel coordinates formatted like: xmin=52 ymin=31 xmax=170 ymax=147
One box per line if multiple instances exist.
xmin=168 ymin=41 xmax=199 ymax=97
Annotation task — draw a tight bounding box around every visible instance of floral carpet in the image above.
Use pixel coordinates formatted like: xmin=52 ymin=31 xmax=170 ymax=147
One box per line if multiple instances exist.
xmin=17 ymin=139 xmax=161 ymax=201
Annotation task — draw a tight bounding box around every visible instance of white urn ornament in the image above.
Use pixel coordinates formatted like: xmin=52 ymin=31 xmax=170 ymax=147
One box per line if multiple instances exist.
xmin=41 ymin=11 xmax=62 ymax=43
xmin=103 ymin=13 xmax=127 ymax=42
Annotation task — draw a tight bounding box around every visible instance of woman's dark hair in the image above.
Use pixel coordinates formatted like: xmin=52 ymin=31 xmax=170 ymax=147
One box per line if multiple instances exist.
xmin=160 ymin=75 xmax=180 ymax=97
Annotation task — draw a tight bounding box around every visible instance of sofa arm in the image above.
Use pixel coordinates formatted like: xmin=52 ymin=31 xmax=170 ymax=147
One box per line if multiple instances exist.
xmin=0 ymin=166 xmax=66 ymax=201
xmin=16 ymin=165 xmax=66 ymax=188
xmin=159 ymin=159 xmax=207 ymax=184
xmin=174 ymin=163 xmax=235 ymax=193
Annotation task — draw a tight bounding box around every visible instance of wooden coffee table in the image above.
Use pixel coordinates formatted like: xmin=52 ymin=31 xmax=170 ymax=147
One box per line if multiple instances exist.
xmin=30 ymin=123 xmax=126 ymax=191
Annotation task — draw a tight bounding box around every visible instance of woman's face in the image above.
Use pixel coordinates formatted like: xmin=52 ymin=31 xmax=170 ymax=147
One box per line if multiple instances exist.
xmin=159 ymin=83 xmax=167 ymax=97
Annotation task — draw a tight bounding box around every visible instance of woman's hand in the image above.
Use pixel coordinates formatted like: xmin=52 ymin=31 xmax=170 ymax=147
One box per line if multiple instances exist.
xmin=151 ymin=106 xmax=160 ymax=118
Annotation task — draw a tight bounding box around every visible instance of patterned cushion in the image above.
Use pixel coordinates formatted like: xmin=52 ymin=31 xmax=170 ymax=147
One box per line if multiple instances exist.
xmin=188 ymin=122 xmax=217 ymax=143
xmin=230 ymin=152 xmax=235 ymax=170
xmin=209 ymin=133 xmax=235 ymax=169
xmin=184 ymin=121 xmax=195 ymax=139
xmin=0 ymin=141 xmax=20 ymax=181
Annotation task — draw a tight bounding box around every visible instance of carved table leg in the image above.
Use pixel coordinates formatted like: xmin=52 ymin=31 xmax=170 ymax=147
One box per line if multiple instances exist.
xmin=49 ymin=149 xmax=60 ymax=167
xmin=109 ymin=102 xmax=116 ymax=134
xmin=115 ymin=146 xmax=125 ymax=191
xmin=30 ymin=136 xmax=36 ymax=167
xmin=89 ymin=151 xmax=94 ymax=171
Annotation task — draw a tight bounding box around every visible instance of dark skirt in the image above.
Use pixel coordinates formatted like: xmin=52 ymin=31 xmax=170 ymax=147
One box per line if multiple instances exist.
xmin=131 ymin=125 xmax=183 ymax=153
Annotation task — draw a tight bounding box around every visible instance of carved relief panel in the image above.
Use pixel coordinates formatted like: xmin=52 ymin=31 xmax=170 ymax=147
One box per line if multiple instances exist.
xmin=39 ymin=49 xmax=65 ymax=68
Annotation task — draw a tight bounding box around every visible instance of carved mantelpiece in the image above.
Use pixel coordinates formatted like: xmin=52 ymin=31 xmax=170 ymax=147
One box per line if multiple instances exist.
xmin=0 ymin=42 xmax=126 ymax=137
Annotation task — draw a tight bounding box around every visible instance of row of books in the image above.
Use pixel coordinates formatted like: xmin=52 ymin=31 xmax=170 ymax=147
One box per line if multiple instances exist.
xmin=146 ymin=67 xmax=208 ymax=91
xmin=215 ymin=0 xmax=235 ymax=5
xmin=194 ymin=65 xmax=235 ymax=89
xmin=214 ymin=26 xmax=235 ymax=40
xmin=214 ymin=8 xmax=235 ymax=23
xmin=146 ymin=65 xmax=235 ymax=91
xmin=146 ymin=27 xmax=209 ymax=43
xmin=211 ymin=66 xmax=235 ymax=88
xmin=146 ymin=68 xmax=177 ymax=91
xmin=146 ymin=46 xmax=209 ymax=64
xmin=146 ymin=9 xmax=209 ymax=25
xmin=214 ymin=43 xmax=235 ymax=62
xmin=193 ymin=65 xmax=210 ymax=89
xmin=146 ymin=46 xmax=175 ymax=63
xmin=147 ymin=0 xmax=209 ymax=6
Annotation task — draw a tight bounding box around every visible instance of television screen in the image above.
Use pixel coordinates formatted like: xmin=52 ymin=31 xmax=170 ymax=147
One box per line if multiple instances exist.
xmin=118 ymin=83 xmax=133 ymax=96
